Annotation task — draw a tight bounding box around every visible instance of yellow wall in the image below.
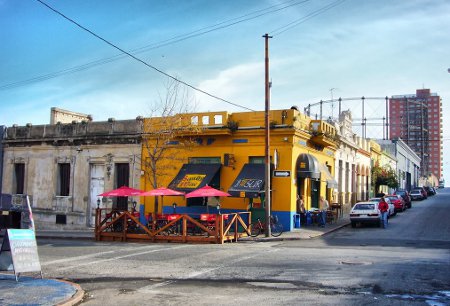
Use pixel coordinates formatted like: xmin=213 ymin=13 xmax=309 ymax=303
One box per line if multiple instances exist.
xmin=140 ymin=109 xmax=337 ymax=217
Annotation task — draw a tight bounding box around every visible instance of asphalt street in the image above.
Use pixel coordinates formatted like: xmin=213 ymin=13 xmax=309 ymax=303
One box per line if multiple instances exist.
xmin=32 ymin=188 xmax=450 ymax=305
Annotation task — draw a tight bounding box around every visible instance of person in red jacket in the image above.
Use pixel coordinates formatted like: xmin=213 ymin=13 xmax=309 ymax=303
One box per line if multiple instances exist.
xmin=378 ymin=197 xmax=389 ymax=229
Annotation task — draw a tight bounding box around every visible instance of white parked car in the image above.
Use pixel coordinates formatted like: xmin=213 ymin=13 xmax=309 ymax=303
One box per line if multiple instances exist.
xmin=350 ymin=202 xmax=381 ymax=228
xmin=369 ymin=197 xmax=395 ymax=217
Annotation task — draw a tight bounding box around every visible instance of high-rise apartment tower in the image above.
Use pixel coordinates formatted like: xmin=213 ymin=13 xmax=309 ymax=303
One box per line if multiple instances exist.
xmin=389 ymin=89 xmax=443 ymax=180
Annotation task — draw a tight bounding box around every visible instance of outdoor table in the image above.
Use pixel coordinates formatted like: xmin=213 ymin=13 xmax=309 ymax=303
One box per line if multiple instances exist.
xmin=331 ymin=203 xmax=343 ymax=219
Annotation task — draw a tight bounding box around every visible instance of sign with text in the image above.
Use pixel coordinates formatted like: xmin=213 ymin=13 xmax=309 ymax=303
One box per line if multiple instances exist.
xmin=176 ymin=174 xmax=206 ymax=189
xmin=2 ymin=229 xmax=42 ymax=279
xmin=273 ymin=170 xmax=291 ymax=177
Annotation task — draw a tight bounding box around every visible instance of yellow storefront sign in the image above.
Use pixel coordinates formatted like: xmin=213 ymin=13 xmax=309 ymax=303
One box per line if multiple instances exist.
xmin=177 ymin=174 xmax=206 ymax=189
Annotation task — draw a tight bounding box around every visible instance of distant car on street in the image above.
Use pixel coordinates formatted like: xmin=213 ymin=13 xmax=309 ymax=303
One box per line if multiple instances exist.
xmin=412 ymin=187 xmax=427 ymax=199
xmin=424 ymin=186 xmax=436 ymax=196
xmin=369 ymin=197 xmax=395 ymax=217
xmin=350 ymin=202 xmax=381 ymax=228
xmin=394 ymin=189 xmax=412 ymax=209
xmin=386 ymin=195 xmax=406 ymax=212
xmin=410 ymin=189 xmax=425 ymax=201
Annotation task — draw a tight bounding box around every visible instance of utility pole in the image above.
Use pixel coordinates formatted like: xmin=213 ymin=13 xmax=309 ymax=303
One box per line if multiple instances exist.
xmin=263 ymin=33 xmax=272 ymax=237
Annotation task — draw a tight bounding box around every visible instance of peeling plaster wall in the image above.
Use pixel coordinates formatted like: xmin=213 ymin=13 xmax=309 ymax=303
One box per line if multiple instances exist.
xmin=2 ymin=119 xmax=142 ymax=230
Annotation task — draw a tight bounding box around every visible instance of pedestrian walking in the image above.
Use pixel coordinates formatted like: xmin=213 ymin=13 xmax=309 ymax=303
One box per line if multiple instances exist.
xmin=378 ymin=197 xmax=389 ymax=229
xmin=319 ymin=196 xmax=329 ymax=227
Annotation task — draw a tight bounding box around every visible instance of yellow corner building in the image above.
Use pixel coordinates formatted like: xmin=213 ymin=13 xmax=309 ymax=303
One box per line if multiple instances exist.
xmin=140 ymin=108 xmax=338 ymax=231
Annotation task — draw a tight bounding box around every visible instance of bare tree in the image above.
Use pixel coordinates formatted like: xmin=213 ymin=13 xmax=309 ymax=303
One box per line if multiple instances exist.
xmin=141 ymin=79 xmax=199 ymax=213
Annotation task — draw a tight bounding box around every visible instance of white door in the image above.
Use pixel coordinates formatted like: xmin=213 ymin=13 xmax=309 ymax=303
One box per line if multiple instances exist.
xmin=89 ymin=164 xmax=105 ymax=227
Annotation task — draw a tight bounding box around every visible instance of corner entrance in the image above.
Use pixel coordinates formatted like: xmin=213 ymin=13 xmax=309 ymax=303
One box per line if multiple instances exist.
xmin=296 ymin=154 xmax=321 ymax=209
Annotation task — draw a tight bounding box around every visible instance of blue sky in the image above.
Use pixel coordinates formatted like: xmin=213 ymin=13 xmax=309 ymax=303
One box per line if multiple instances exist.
xmin=1 ymin=0 xmax=449 ymax=183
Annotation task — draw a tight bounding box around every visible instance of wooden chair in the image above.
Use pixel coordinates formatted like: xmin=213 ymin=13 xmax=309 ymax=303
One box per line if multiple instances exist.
xmin=326 ymin=209 xmax=335 ymax=224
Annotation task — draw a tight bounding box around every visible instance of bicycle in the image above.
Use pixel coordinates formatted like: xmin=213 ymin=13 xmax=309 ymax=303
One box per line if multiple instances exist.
xmin=250 ymin=215 xmax=283 ymax=237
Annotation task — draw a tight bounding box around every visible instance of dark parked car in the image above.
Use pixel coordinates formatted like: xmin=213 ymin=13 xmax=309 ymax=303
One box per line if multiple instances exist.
xmin=423 ymin=186 xmax=436 ymax=196
xmin=394 ymin=189 xmax=412 ymax=208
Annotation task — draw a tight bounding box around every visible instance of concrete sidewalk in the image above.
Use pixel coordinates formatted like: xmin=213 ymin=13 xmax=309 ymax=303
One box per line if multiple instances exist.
xmin=240 ymin=216 xmax=350 ymax=242
xmin=36 ymin=229 xmax=95 ymax=240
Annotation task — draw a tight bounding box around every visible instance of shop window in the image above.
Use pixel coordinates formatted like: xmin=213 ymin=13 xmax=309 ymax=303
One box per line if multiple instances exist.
xmin=58 ymin=163 xmax=71 ymax=196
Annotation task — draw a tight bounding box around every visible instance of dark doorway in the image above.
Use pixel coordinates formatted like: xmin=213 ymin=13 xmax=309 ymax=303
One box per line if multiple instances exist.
xmin=311 ymin=180 xmax=320 ymax=208
xmin=406 ymin=172 xmax=411 ymax=191
xmin=115 ymin=163 xmax=129 ymax=210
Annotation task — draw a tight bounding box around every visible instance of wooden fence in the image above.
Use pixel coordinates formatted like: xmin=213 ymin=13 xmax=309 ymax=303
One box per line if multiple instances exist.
xmin=94 ymin=208 xmax=252 ymax=244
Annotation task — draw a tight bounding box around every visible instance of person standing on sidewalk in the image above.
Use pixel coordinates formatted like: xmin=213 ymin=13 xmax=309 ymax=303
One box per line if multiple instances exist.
xmin=297 ymin=195 xmax=306 ymax=225
xmin=319 ymin=196 xmax=329 ymax=227
xmin=378 ymin=197 xmax=389 ymax=229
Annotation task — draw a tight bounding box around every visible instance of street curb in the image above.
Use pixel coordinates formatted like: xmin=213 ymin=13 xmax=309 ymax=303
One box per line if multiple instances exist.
xmin=36 ymin=235 xmax=94 ymax=241
xmin=239 ymin=222 xmax=351 ymax=242
xmin=56 ymin=279 xmax=85 ymax=306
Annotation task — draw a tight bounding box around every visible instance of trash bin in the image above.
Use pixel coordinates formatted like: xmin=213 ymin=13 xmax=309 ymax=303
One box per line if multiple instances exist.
xmin=306 ymin=211 xmax=312 ymax=226
xmin=293 ymin=214 xmax=301 ymax=228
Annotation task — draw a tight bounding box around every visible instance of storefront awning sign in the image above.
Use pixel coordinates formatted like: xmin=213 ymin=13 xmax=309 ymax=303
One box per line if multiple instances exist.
xmin=168 ymin=164 xmax=221 ymax=193
xmin=228 ymin=163 xmax=265 ymax=198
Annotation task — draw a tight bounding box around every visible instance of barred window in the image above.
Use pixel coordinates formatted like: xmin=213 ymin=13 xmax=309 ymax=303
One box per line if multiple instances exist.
xmin=58 ymin=163 xmax=71 ymax=196
xmin=14 ymin=163 xmax=25 ymax=194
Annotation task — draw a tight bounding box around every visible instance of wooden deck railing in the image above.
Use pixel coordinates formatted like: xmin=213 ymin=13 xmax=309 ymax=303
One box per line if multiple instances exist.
xmin=94 ymin=208 xmax=252 ymax=244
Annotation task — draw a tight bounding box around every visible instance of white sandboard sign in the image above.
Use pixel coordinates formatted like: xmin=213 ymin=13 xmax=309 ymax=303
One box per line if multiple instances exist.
xmin=0 ymin=229 xmax=42 ymax=281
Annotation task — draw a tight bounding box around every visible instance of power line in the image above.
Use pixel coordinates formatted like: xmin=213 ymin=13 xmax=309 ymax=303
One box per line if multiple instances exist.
xmin=271 ymin=0 xmax=346 ymax=36
xmin=2 ymin=0 xmax=310 ymax=91
xmin=35 ymin=0 xmax=255 ymax=112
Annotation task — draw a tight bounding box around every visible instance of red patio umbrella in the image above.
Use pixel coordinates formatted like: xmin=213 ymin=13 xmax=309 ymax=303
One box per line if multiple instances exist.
xmin=98 ymin=186 xmax=144 ymax=197
xmin=185 ymin=185 xmax=230 ymax=213
xmin=185 ymin=185 xmax=231 ymax=198
xmin=140 ymin=187 xmax=185 ymax=197
xmin=140 ymin=187 xmax=185 ymax=214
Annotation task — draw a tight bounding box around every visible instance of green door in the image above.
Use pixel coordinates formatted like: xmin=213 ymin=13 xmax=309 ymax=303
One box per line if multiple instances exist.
xmin=311 ymin=180 xmax=320 ymax=208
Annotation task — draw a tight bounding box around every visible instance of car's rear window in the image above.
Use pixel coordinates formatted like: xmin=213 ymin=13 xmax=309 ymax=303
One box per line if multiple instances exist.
xmin=354 ymin=204 xmax=375 ymax=210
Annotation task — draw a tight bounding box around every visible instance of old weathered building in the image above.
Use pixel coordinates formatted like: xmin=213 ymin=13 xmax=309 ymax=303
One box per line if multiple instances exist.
xmin=2 ymin=118 xmax=143 ymax=230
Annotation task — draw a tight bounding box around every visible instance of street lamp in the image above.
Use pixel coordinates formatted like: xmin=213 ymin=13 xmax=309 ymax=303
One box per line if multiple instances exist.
xmin=216 ymin=203 xmax=221 ymax=214
xmin=172 ymin=203 xmax=177 ymax=213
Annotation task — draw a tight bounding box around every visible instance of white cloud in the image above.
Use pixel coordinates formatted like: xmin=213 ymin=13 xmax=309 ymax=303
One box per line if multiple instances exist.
xmin=194 ymin=62 xmax=265 ymax=112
